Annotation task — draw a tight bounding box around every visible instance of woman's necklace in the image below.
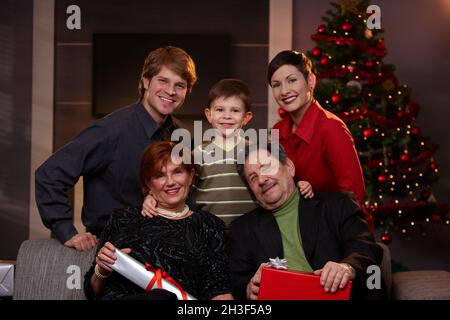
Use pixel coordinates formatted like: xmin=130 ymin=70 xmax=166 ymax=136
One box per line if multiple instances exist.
xmin=157 ymin=205 xmax=191 ymax=219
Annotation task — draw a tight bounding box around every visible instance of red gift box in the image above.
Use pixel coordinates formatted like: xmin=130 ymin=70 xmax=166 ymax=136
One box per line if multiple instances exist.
xmin=258 ymin=266 xmax=352 ymax=300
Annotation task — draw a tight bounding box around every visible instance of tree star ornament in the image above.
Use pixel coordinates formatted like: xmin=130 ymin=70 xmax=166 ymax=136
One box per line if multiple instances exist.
xmin=336 ymin=0 xmax=364 ymax=15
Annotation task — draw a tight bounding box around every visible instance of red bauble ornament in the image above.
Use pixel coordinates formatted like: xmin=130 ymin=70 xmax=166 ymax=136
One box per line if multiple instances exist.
xmin=376 ymin=40 xmax=386 ymax=51
xmin=400 ymin=153 xmax=410 ymax=162
xmin=318 ymin=25 xmax=326 ymax=34
xmin=380 ymin=232 xmax=392 ymax=244
xmin=312 ymin=47 xmax=321 ymax=57
xmin=430 ymin=162 xmax=437 ymax=170
xmin=278 ymin=107 xmax=288 ymax=118
xmin=407 ymin=102 xmax=420 ymax=115
xmin=331 ymin=93 xmax=341 ymax=104
xmin=411 ymin=127 xmax=421 ymax=135
xmin=378 ymin=175 xmax=387 ymax=183
xmin=365 ymin=61 xmax=375 ymax=68
xmin=431 ymin=214 xmax=441 ymax=222
xmin=396 ymin=111 xmax=404 ymax=118
xmin=320 ymin=56 xmax=328 ymax=65
xmin=363 ymin=128 xmax=373 ymax=138
xmin=342 ymin=22 xmax=352 ymax=31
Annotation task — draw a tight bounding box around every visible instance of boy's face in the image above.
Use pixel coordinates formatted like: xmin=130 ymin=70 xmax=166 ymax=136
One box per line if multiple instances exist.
xmin=204 ymin=96 xmax=253 ymax=137
xmin=142 ymin=65 xmax=188 ymax=123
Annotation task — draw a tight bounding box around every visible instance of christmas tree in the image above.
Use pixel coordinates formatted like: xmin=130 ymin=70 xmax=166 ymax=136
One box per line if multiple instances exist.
xmin=302 ymin=0 xmax=448 ymax=243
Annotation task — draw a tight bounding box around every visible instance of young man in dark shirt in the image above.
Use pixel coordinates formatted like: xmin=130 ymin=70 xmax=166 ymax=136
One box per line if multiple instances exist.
xmin=35 ymin=46 xmax=197 ymax=251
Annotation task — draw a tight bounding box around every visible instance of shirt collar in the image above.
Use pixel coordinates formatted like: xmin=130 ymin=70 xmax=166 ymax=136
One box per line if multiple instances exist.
xmin=279 ymin=100 xmax=320 ymax=144
xmin=136 ymin=101 xmax=176 ymax=139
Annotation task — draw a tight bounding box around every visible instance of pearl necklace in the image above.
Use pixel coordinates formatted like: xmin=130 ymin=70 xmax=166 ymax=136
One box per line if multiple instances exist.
xmin=157 ymin=205 xmax=191 ymax=219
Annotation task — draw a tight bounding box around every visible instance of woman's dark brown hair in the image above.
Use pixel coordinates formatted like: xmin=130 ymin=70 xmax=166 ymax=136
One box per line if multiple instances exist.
xmin=267 ymin=50 xmax=313 ymax=85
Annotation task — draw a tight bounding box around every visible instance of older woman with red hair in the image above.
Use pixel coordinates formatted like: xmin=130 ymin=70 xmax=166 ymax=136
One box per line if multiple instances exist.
xmin=84 ymin=141 xmax=232 ymax=300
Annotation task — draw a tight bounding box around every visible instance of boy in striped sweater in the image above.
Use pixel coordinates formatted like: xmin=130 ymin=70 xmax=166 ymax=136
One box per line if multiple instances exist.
xmin=142 ymin=79 xmax=313 ymax=225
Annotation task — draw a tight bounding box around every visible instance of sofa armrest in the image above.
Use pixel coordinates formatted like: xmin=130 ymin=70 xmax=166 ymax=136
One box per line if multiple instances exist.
xmin=13 ymin=239 xmax=95 ymax=300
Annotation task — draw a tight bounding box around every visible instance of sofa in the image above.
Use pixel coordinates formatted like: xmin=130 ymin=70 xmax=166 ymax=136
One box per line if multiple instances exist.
xmin=12 ymin=239 xmax=450 ymax=300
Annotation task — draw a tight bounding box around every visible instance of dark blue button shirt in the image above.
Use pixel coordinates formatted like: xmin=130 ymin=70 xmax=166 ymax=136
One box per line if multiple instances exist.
xmin=35 ymin=102 xmax=177 ymax=243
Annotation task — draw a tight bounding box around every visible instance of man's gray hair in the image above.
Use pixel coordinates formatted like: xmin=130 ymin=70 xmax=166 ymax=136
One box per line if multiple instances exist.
xmin=236 ymin=142 xmax=289 ymax=184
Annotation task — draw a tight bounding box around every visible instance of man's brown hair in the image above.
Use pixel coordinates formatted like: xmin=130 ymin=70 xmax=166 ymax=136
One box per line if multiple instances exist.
xmin=138 ymin=46 xmax=197 ymax=98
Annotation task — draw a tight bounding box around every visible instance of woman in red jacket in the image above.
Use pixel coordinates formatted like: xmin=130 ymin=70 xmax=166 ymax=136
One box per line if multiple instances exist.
xmin=269 ymin=50 xmax=373 ymax=228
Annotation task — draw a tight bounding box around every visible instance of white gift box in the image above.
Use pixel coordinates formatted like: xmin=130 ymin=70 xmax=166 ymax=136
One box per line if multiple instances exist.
xmin=104 ymin=249 xmax=196 ymax=300
xmin=0 ymin=261 xmax=14 ymax=297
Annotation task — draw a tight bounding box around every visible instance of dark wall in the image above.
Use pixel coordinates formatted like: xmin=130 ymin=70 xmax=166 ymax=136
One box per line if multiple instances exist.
xmin=0 ymin=0 xmax=33 ymax=259
xmin=54 ymin=0 xmax=269 ymax=150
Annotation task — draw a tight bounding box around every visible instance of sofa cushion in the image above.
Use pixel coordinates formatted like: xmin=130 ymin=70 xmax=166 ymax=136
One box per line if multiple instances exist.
xmin=13 ymin=239 xmax=95 ymax=300
xmin=392 ymin=270 xmax=450 ymax=300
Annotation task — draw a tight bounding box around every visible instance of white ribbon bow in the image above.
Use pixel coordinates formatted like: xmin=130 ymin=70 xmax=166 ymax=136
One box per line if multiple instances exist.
xmin=268 ymin=257 xmax=288 ymax=270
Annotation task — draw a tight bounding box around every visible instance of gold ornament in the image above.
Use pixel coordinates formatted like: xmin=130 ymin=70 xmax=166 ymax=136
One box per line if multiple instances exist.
xmin=365 ymin=28 xmax=373 ymax=39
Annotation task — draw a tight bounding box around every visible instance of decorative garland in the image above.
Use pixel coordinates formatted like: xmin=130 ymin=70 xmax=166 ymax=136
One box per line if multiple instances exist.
xmin=311 ymin=34 xmax=386 ymax=57
xmin=365 ymin=146 xmax=438 ymax=169
xmin=316 ymin=66 xmax=398 ymax=86
xmin=337 ymin=106 xmax=419 ymax=129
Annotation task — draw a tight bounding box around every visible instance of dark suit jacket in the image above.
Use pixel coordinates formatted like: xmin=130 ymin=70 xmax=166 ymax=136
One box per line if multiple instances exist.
xmin=229 ymin=192 xmax=384 ymax=300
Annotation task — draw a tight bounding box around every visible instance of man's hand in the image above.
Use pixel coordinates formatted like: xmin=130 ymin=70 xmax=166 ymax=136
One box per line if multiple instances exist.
xmin=64 ymin=232 xmax=98 ymax=251
xmin=314 ymin=261 xmax=355 ymax=293
xmin=246 ymin=263 xmax=268 ymax=300
xmin=297 ymin=180 xmax=314 ymax=198
xmin=141 ymin=193 xmax=159 ymax=217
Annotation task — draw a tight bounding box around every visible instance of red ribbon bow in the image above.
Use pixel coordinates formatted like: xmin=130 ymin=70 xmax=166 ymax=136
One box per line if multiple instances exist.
xmin=144 ymin=263 xmax=188 ymax=300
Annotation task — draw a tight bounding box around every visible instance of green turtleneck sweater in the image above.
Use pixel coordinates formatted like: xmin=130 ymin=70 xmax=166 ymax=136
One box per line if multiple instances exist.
xmin=273 ymin=189 xmax=313 ymax=272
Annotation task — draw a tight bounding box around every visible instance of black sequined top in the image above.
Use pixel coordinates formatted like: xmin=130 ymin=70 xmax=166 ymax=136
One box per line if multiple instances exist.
xmin=84 ymin=207 xmax=230 ymax=300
